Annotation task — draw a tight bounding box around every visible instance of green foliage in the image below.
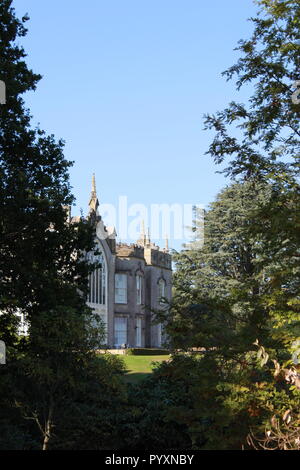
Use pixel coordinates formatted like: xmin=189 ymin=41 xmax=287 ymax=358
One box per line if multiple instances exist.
xmin=0 ymin=350 xmax=127 ymax=450
xmin=204 ymin=0 xmax=299 ymax=179
xmin=163 ymin=180 xmax=284 ymax=351
xmin=0 ymin=0 xmax=97 ymax=341
xmin=126 ymin=348 xmax=170 ymax=356
xmin=116 ymin=355 xmax=195 ymax=450
xmin=47 ymin=354 xmax=127 ymax=450
xmin=1 ymin=0 xmax=299 ymax=451
xmin=117 ymin=353 xmax=261 ymax=450
xmin=159 ymin=176 xmax=300 ymax=448
xmin=0 ymin=1 xmax=125 ymax=450
xmin=156 ymin=0 xmax=300 ymax=444
xmin=140 ymin=2 xmax=300 ymax=445
xmin=201 ymin=0 xmax=300 ymax=356
xmin=153 ymin=0 xmax=300 ymax=450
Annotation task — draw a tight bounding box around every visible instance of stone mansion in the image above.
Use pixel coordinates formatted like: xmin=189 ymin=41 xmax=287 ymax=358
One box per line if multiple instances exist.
xmin=71 ymin=176 xmax=172 ymax=349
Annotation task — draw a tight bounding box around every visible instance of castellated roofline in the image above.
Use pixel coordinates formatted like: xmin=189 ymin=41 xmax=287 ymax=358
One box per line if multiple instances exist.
xmin=116 ymin=243 xmax=146 ymax=259
xmin=116 ymin=242 xmax=172 ymax=269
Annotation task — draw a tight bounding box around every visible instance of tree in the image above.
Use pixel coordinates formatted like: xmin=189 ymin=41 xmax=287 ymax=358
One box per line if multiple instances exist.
xmin=158 ymin=0 xmax=300 ymax=449
xmin=165 ymin=181 xmax=278 ymax=351
xmin=202 ymin=0 xmax=300 ymax=357
xmin=156 ymin=177 xmax=300 ymax=449
xmin=0 ymin=1 xmax=125 ymax=450
xmin=204 ymin=0 xmax=300 ymax=179
xmin=0 ymin=0 xmax=95 ymax=337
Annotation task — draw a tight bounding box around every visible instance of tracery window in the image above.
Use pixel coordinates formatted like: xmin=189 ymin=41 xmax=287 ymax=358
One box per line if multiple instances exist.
xmin=87 ymin=250 xmax=106 ymax=305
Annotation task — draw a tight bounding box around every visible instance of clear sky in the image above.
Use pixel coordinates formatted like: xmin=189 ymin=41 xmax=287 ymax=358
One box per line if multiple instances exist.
xmin=13 ymin=0 xmax=258 ymax=250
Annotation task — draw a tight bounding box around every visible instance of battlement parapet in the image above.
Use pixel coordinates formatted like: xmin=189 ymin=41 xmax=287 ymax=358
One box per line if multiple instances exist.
xmin=144 ymin=246 xmax=172 ymax=269
xmin=116 ymin=243 xmax=145 ymax=259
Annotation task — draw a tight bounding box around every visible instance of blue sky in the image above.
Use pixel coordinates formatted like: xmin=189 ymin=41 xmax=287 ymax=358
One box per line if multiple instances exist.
xmin=13 ymin=0 xmax=258 ymax=249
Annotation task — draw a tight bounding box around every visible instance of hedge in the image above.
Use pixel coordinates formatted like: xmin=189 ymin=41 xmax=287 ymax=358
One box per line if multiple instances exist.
xmin=126 ymin=348 xmax=170 ymax=356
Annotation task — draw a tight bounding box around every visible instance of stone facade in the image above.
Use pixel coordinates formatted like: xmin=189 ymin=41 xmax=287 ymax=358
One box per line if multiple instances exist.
xmin=73 ymin=176 xmax=172 ymax=348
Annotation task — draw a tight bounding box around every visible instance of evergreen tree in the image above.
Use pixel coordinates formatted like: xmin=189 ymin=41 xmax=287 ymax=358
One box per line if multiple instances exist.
xmin=160 ymin=0 xmax=300 ymax=448
xmin=0 ymin=1 xmax=125 ymax=450
xmin=157 ymin=177 xmax=300 ymax=449
xmin=202 ymin=0 xmax=300 ymax=356
xmin=204 ymin=0 xmax=300 ymax=179
xmin=0 ymin=0 xmax=83 ymax=340
xmin=166 ymin=180 xmax=274 ymax=352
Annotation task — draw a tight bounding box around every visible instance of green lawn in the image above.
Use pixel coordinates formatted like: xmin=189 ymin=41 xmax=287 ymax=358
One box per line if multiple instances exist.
xmin=119 ymin=354 xmax=170 ymax=384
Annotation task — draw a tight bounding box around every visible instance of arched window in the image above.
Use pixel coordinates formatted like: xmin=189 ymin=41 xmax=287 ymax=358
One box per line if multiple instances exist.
xmin=87 ymin=249 xmax=106 ymax=305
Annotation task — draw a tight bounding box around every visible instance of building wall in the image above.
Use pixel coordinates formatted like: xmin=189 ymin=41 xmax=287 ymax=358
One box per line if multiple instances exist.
xmin=83 ymin=178 xmax=172 ymax=349
xmin=13 ymin=178 xmax=172 ymax=348
xmin=114 ymin=254 xmax=146 ymax=347
xmin=144 ymin=264 xmax=172 ymax=347
xmin=90 ymin=231 xmax=172 ymax=348
xmin=113 ymin=243 xmax=172 ymax=349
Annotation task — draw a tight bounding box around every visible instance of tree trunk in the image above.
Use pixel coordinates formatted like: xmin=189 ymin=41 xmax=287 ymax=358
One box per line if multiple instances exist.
xmin=42 ymin=402 xmax=54 ymax=451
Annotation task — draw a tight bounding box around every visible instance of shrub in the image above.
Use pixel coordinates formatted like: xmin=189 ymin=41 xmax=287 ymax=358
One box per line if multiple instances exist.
xmin=126 ymin=348 xmax=169 ymax=356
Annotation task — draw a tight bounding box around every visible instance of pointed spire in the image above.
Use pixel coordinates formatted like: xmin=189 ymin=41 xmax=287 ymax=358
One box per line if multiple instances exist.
xmin=88 ymin=173 xmax=99 ymax=215
xmin=92 ymin=173 xmax=96 ymax=194
xmin=141 ymin=220 xmax=146 ymax=245
xmin=137 ymin=219 xmax=147 ymax=247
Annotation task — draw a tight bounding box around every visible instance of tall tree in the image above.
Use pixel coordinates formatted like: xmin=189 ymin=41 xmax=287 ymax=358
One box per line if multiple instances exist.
xmin=0 ymin=0 xmax=80 ymax=339
xmin=157 ymin=177 xmax=300 ymax=449
xmin=0 ymin=1 xmax=125 ymax=450
xmin=164 ymin=180 xmax=277 ymax=351
xmin=159 ymin=0 xmax=300 ymax=449
xmin=202 ymin=0 xmax=300 ymax=352
xmin=204 ymin=0 xmax=300 ymax=179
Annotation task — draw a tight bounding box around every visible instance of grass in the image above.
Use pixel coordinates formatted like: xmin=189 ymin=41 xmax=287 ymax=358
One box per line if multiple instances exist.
xmin=119 ymin=354 xmax=170 ymax=384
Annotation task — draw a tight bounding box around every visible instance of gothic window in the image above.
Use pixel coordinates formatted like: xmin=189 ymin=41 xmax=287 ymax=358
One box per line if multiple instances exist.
xmin=87 ymin=249 xmax=106 ymax=305
xmin=136 ymin=274 xmax=143 ymax=305
xmin=115 ymin=273 xmax=127 ymax=304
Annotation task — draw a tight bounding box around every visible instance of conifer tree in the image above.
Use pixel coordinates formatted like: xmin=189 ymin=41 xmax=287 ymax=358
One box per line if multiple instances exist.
xmin=204 ymin=0 xmax=300 ymax=179
xmin=161 ymin=0 xmax=300 ymax=448
xmin=0 ymin=0 xmax=89 ymax=340
xmin=202 ymin=0 xmax=300 ymax=353
xmin=0 ymin=1 xmax=125 ymax=450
